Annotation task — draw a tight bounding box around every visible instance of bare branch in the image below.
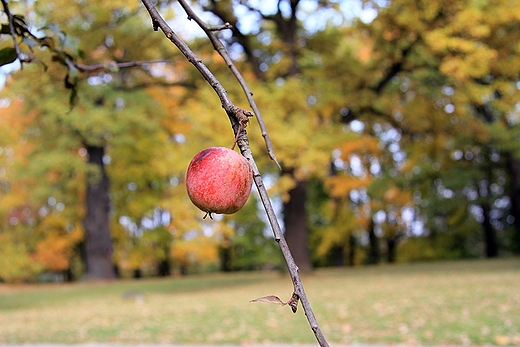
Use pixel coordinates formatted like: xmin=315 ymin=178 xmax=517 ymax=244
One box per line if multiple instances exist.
xmin=208 ymin=22 xmax=233 ymax=31
xmin=140 ymin=1 xmax=329 ymax=346
xmin=178 ymin=0 xmax=280 ymax=168
xmin=74 ymin=60 xmax=170 ymax=73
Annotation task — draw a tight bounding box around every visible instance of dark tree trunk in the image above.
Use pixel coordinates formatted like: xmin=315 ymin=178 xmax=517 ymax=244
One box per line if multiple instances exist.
xmin=219 ymin=246 xmax=233 ymax=272
xmin=133 ymin=269 xmax=142 ymax=279
xmin=348 ymin=235 xmax=356 ymax=266
xmin=330 ymin=245 xmax=344 ymax=267
xmin=507 ymin=156 xmax=520 ymax=255
xmin=63 ymin=268 xmax=73 ymax=282
xmin=481 ymin=203 xmax=498 ymax=258
xmin=179 ymin=264 xmax=188 ymax=276
xmin=386 ymin=238 xmax=397 ymax=263
xmin=366 ymin=218 xmax=380 ymax=264
xmin=83 ymin=145 xmax=116 ymax=280
xmin=205 ymin=2 xmax=313 ymax=271
xmin=283 ymin=177 xmax=312 ymax=272
xmin=157 ymin=259 xmax=170 ymax=277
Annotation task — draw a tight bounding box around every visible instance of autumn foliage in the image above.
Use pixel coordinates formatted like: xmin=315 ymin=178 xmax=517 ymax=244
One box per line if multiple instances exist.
xmin=1 ymin=0 xmax=520 ymax=282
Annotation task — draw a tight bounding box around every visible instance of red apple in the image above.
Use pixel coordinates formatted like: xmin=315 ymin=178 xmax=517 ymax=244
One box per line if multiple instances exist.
xmin=186 ymin=147 xmax=253 ymax=218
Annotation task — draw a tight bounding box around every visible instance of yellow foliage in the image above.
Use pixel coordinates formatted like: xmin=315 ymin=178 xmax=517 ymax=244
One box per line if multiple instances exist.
xmin=268 ymin=173 xmax=297 ymax=202
xmin=383 ymin=187 xmax=412 ymax=208
xmin=338 ymin=136 xmax=381 ymax=159
xmin=170 ymin=235 xmax=219 ymax=265
xmin=0 ymin=233 xmax=43 ymax=283
xmin=326 ymin=175 xmax=371 ymax=198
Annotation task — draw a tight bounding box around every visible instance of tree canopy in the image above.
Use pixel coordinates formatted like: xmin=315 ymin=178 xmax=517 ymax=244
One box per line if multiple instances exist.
xmin=1 ymin=0 xmax=520 ymax=282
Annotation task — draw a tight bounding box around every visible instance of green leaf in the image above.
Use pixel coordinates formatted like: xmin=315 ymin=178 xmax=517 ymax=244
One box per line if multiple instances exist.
xmin=0 ymin=47 xmax=18 ymax=66
xmin=1 ymin=24 xmax=11 ymax=35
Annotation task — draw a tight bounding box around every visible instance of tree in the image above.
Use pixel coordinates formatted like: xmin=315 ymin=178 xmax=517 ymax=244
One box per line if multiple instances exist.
xmin=1 ymin=0 xmax=188 ymax=279
xmin=200 ymin=0 xmax=348 ymax=272
xmin=319 ymin=0 xmax=520 ymax=258
xmin=220 ymin=196 xmax=283 ymax=271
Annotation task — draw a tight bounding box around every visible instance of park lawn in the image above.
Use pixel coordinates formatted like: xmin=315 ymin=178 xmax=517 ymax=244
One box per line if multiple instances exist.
xmin=0 ymin=258 xmax=519 ymax=346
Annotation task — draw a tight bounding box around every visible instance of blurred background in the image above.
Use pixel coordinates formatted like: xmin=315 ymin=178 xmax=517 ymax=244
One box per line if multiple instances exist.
xmin=1 ymin=0 xmax=520 ymax=283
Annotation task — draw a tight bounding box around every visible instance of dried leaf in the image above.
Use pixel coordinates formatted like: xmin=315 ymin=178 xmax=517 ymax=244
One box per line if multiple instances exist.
xmin=250 ymin=293 xmax=299 ymax=313
xmin=250 ymin=295 xmax=286 ymax=306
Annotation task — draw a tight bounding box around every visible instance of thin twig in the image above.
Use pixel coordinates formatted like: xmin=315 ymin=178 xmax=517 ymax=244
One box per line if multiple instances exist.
xmin=1 ymin=0 xmax=31 ymax=67
xmin=208 ymin=22 xmax=233 ymax=31
xmin=140 ymin=1 xmax=329 ymax=346
xmin=75 ymin=60 xmax=170 ymax=73
xmin=177 ymin=0 xmax=281 ymax=169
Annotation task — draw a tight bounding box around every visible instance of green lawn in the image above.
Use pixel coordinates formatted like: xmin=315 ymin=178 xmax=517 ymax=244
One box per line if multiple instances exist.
xmin=1 ymin=258 xmax=519 ymax=345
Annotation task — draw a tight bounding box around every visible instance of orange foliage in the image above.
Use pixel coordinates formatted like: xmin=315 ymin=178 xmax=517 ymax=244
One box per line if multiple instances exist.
xmin=32 ymin=216 xmax=83 ymax=272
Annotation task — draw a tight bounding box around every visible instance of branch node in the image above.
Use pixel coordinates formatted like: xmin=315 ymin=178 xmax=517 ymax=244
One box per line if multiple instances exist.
xmin=230 ymin=106 xmax=253 ymax=150
xmin=288 ymin=292 xmax=300 ymax=313
xmin=209 ymin=22 xmax=233 ymax=31
xmin=231 ymin=105 xmax=254 ymax=123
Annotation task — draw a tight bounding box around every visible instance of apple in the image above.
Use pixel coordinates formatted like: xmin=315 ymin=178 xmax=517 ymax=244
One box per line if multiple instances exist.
xmin=186 ymin=147 xmax=253 ymax=218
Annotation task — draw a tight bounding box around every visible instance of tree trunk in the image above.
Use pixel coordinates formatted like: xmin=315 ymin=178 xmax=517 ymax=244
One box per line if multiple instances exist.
xmin=83 ymin=145 xmax=116 ymax=280
xmin=157 ymin=258 xmax=171 ymax=277
xmin=283 ymin=177 xmax=312 ymax=272
xmin=366 ymin=218 xmax=380 ymax=264
xmin=219 ymin=246 xmax=233 ymax=272
xmin=386 ymin=238 xmax=397 ymax=263
xmin=507 ymin=155 xmax=520 ymax=255
xmin=481 ymin=202 xmax=498 ymax=258
xmin=133 ymin=269 xmax=142 ymax=279
xmin=330 ymin=245 xmax=344 ymax=267
xmin=348 ymin=234 xmax=357 ymax=266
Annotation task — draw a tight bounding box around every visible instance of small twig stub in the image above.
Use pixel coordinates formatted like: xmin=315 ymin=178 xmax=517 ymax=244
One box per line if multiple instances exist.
xmin=231 ymin=105 xmax=254 ymax=124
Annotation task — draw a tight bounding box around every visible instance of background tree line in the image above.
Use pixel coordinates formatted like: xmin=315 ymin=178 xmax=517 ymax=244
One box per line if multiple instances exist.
xmin=1 ymin=0 xmax=519 ymax=283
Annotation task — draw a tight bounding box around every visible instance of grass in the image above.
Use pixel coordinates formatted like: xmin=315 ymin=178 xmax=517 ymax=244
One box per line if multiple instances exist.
xmin=0 ymin=258 xmax=519 ymax=345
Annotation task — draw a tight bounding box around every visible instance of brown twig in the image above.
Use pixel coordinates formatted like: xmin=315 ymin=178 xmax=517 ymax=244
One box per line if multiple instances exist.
xmin=74 ymin=60 xmax=170 ymax=73
xmin=177 ymin=0 xmax=281 ymax=169
xmin=140 ymin=1 xmax=329 ymax=346
xmin=1 ymin=0 xmax=31 ymax=67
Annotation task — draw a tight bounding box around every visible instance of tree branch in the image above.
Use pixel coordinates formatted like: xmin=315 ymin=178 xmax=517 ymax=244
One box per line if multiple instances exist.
xmin=74 ymin=60 xmax=170 ymax=73
xmin=206 ymin=0 xmax=265 ymax=80
xmin=140 ymin=1 xmax=329 ymax=346
xmin=372 ymin=41 xmax=416 ymax=94
xmin=1 ymin=0 xmax=31 ymax=67
xmin=177 ymin=0 xmax=280 ymax=168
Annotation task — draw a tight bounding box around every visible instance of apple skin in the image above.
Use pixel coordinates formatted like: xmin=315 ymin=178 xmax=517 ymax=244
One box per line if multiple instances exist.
xmin=186 ymin=147 xmax=253 ymax=216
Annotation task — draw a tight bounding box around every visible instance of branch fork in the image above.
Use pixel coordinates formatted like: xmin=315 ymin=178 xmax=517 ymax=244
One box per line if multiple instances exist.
xmin=230 ymin=106 xmax=253 ymax=150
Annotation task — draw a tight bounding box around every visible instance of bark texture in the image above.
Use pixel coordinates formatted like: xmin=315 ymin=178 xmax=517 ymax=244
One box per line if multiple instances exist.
xmin=507 ymin=156 xmax=520 ymax=255
xmin=83 ymin=145 xmax=115 ymax=280
xmin=283 ymin=178 xmax=312 ymax=273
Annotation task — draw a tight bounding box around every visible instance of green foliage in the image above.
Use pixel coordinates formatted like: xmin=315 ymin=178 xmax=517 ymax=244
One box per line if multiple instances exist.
xmin=0 ymin=228 xmax=43 ymax=283
xmin=2 ymin=0 xmax=520 ymax=282
xmin=222 ymin=196 xmax=283 ymax=271
xmin=397 ymin=235 xmax=476 ymax=263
